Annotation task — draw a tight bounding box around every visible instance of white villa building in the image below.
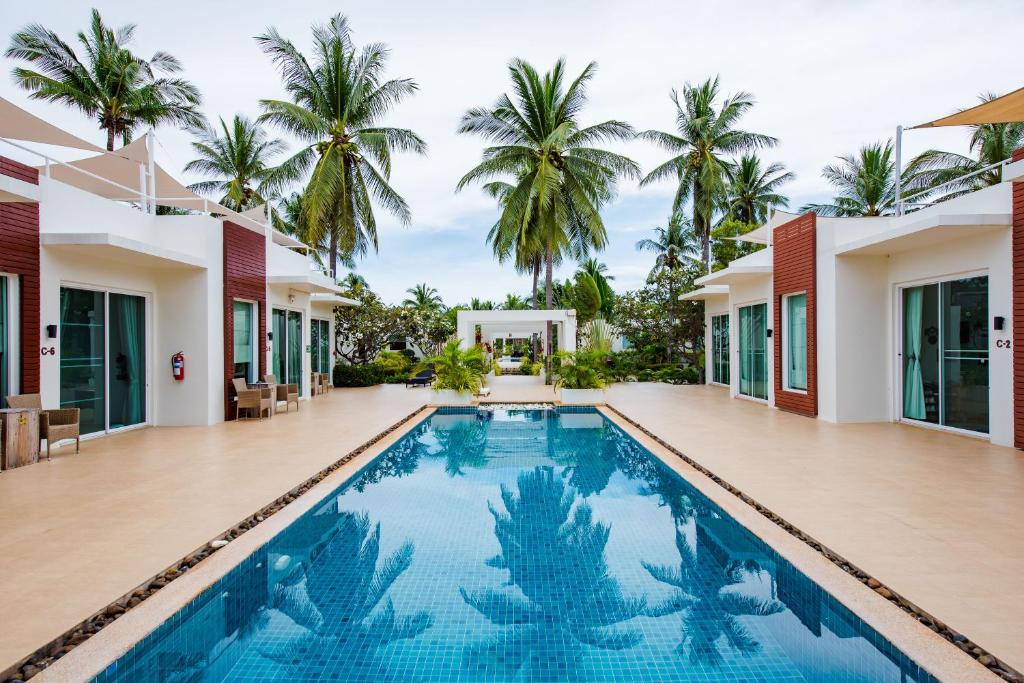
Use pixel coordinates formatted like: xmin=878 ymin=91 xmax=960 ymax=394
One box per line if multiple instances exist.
xmin=685 ymin=149 xmax=1024 ymax=447
xmin=0 ymin=98 xmax=353 ymax=438
xmin=456 ymin=309 xmax=577 ymax=356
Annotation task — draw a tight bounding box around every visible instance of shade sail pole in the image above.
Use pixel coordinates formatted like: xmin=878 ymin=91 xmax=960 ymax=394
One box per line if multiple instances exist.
xmin=146 ymin=132 xmax=156 ymax=214
xmin=894 ymin=124 xmax=903 ymax=216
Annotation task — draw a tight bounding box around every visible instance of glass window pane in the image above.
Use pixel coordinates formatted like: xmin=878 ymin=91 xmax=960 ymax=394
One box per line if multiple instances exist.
xmin=786 ymin=294 xmax=807 ymax=391
xmin=319 ymin=320 xmax=330 ymax=373
xmin=108 ymin=293 xmax=146 ymax=429
xmin=941 ymin=277 xmax=988 ymax=433
xmin=60 ymin=287 xmax=106 ymax=435
xmin=0 ymin=276 xmax=7 ymax=402
xmin=902 ymin=284 xmax=939 ymax=424
xmin=233 ymin=301 xmax=254 ymax=382
xmin=273 ymin=309 xmax=287 ymax=382
xmin=287 ymin=311 xmax=302 ymax=393
xmin=310 ymin=319 xmax=320 ymax=376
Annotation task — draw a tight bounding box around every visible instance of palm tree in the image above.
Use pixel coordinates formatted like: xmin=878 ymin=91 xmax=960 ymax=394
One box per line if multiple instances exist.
xmin=643 ymin=525 xmax=784 ymax=667
xmin=403 ymin=283 xmax=443 ymax=312
xmin=6 ymin=9 xmax=203 ymax=151
xmin=636 ymin=215 xmax=700 ymax=361
xmin=457 ymin=58 xmax=639 ymax=370
xmin=501 ymin=293 xmax=527 ymax=310
xmin=906 ymin=93 xmax=1024 ymax=202
xmin=184 ymin=115 xmax=285 ymax=211
xmin=801 ymin=140 xmax=901 ymax=216
xmin=469 ymin=298 xmax=495 ymax=310
xmin=481 ymin=179 xmax=548 ymax=310
xmin=460 ymin=467 xmax=647 ymax=679
xmin=273 ymin=190 xmax=354 ymax=273
xmin=339 ymin=271 xmax=369 ymax=293
xmin=640 ymin=76 xmax=777 ymax=272
xmin=726 ymin=153 xmax=793 ymax=224
xmin=577 ymin=257 xmax=615 ymax=318
xmin=257 ymin=15 xmax=426 ymax=277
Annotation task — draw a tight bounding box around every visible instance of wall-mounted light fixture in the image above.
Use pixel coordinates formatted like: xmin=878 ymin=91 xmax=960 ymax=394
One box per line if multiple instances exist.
xmin=267 ymin=332 xmax=273 ymax=341
xmin=288 ymin=294 xmax=296 ymax=304
xmin=766 ymin=328 xmax=773 ymax=338
xmin=994 ymin=316 xmax=1006 ymax=331
xmin=46 ymin=324 xmax=57 ymax=339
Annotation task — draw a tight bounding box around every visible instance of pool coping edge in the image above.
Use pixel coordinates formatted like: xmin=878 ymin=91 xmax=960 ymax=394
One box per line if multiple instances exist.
xmin=598 ymin=404 xmax=1012 ymax=683
xmin=16 ymin=405 xmax=434 ymax=683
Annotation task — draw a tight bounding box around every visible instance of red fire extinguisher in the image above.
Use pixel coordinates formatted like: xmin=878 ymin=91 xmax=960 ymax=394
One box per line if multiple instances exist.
xmin=172 ymin=352 xmax=185 ymax=381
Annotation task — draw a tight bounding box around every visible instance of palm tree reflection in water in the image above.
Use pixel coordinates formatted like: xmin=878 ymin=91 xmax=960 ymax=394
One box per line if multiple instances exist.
xmin=461 ymin=466 xmax=647 ymax=680
xmin=643 ymin=526 xmax=784 ymax=667
xmin=257 ymin=510 xmax=431 ymax=680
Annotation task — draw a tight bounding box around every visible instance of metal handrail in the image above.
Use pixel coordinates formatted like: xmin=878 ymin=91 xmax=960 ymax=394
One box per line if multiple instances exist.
xmin=900 ymin=156 xmax=1012 ymax=205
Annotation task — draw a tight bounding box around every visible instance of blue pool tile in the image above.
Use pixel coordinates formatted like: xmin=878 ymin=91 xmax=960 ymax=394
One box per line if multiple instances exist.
xmin=95 ymin=409 xmax=939 ymax=682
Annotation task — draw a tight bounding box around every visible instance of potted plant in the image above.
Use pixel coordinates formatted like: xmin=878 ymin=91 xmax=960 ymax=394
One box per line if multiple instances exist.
xmin=419 ymin=340 xmax=487 ymax=405
xmin=551 ymin=350 xmax=608 ymax=404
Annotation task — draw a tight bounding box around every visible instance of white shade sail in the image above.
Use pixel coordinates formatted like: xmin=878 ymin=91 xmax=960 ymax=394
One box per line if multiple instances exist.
xmin=0 ymin=97 xmax=104 ymax=152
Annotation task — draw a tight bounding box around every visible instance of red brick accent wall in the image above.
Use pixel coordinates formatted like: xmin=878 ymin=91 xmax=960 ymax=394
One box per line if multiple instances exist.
xmin=223 ymin=221 xmax=266 ymax=420
xmin=1013 ymin=179 xmax=1024 ymax=448
xmin=0 ymin=156 xmax=41 ymax=394
xmin=773 ymin=213 xmax=817 ymax=417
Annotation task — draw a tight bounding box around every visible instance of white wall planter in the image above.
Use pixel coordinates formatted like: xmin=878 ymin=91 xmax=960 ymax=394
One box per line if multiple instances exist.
xmin=560 ymin=388 xmax=605 ymax=405
xmin=431 ymin=389 xmax=475 ymax=406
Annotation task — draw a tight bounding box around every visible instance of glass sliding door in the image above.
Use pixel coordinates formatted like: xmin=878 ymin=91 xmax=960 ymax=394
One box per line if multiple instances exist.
xmin=738 ymin=303 xmax=768 ymax=400
xmin=902 ymin=276 xmax=988 ymax=434
xmin=311 ymin=319 xmax=330 ymax=374
xmin=0 ymin=276 xmax=8 ymax=402
xmin=711 ymin=314 xmax=730 ymax=385
xmin=233 ymin=301 xmax=256 ymax=383
xmin=287 ymin=310 xmax=303 ymax=394
xmin=272 ymin=309 xmax=286 ymax=382
xmin=272 ymin=308 xmax=303 ymax=393
xmin=61 ymin=288 xmax=148 ymax=435
xmin=108 ymin=293 xmax=146 ymax=429
xmin=60 ymin=288 xmax=107 ymax=435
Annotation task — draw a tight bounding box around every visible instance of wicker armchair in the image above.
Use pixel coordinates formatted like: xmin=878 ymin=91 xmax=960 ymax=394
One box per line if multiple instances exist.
xmin=231 ymin=378 xmax=272 ymax=420
xmin=264 ymin=374 xmax=299 ymax=412
xmin=4 ymin=393 xmax=80 ymax=460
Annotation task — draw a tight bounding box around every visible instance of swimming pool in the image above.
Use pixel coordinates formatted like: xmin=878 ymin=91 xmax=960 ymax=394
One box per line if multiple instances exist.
xmin=95 ymin=407 xmax=937 ymax=682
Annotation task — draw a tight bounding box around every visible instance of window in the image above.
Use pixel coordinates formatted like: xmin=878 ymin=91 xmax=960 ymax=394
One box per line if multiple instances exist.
xmin=272 ymin=308 xmax=304 ymax=393
xmin=233 ymin=301 xmax=256 ymax=383
xmin=711 ymin=314 xmax=730 ymax=385
xmin=738 ymin=303 xmax=768 ymax=400
xmin=783 ymin=293 xmax=807 ymax=392
xmin=0 ymin=275 xmax=18 ymax=401
xmin=311 ymin=319 xmax=331 ymax=374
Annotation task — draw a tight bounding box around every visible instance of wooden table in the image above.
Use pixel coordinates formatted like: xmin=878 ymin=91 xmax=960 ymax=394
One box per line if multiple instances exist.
xmin=1 ymin=408 xmax=40 ymax=470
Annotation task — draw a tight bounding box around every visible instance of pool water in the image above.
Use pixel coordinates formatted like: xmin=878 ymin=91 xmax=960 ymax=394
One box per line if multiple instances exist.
xmin=96 ymin=408 xmax=937 ymax=682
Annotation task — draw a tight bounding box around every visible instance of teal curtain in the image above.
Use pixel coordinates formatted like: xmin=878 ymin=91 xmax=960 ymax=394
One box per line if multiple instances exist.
xmin=110 ymin=294 xmax=145 ymax=427
xmin=233 ymin=301 xmax=253 ymax=381
xmin=0 ymin=276 xmax=7 ymax=402
xmin=903 ymin=287 xmax=926 ymax=419
xmin=287 ymin=311 xmax=302 ymax=393
xmin=310 ymin=318 xmax=320 ymax=375
xmin=273 ymin=309 xmax=286 ymax=381
xmin=787 ymin=294 xmax=807 ymax=391
xmin=739 ymin=307 xmax=751 ymax=396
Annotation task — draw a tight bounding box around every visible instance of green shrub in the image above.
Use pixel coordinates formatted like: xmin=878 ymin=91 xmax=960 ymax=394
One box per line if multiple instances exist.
xmin=551 ymin=350 xmax=608 ymax=390
xmin=519 ymin=359 xmax=534 ymax=375
xmin=373 ymin=350 xmax=411 ymax=374
xmin=418 ymin=340 xmax=486 ymax=394
xmin=333 ymin=363 xmax=385 ymax=387
xmin=636 ymin=368 xmax=655 ymax=382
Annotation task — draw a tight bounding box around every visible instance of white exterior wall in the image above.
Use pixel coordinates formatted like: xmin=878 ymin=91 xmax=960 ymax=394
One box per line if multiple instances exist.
xmin=37 ymin=178 xmax=224 ymax=428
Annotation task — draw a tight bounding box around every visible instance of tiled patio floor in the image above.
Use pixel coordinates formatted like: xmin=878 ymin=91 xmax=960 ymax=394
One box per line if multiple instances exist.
xmin=605 ymin=382 xmax=1024 ymax=674
xmin=2 ymin=381 xmax=1022 ymax=677
xmin=0 ymin=386 xmax=427 ymax=675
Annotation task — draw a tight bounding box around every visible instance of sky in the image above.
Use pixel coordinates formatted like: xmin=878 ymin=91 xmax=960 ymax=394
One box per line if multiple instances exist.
xmin=1 ymin=0 xmax=1020 ymax=304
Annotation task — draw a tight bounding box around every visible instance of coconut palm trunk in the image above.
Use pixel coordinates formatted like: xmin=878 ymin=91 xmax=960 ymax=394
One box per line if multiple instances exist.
xmin=545 ymin=248 xmax=554 ymax=383
xmin=531 ymin=258 xmax=540 ymax=310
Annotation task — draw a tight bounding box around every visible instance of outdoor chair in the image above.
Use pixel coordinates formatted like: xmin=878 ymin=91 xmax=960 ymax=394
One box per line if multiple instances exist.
xmin=320 ymin=373 xmax=332 ymax=394
xmin=4 ymin=393 xmax=80 ymax=460
xmin=311 ymin=373 xmax=323 ymax=397
xmin=232 ymin=378 xmax=272 ymax=420
xmin=264 ymin=374 xmax=299 ymax=412
xmin=405 ymin=368 xmax=435 ymax=388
